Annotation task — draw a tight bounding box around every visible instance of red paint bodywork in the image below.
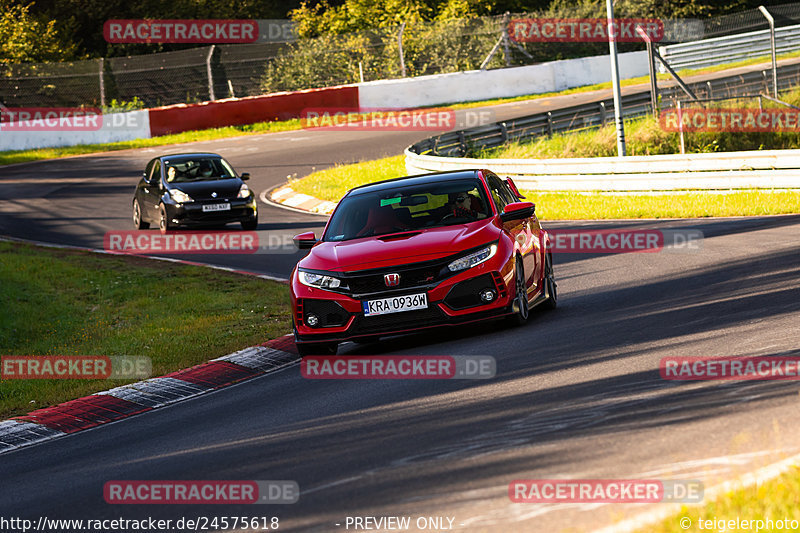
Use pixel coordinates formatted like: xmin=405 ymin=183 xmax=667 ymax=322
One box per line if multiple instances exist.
xmin=290 ymin=169 xmax=552 ymax=345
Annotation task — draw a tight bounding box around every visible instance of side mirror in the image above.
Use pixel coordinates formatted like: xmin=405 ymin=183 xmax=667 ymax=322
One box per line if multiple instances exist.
xmin=240 ymin=172 xmax=250 ymax=181
xmin=293 ymin=231 xmax=317 ymax=249
xmin=500 ymin=201 xmax=535 ymax=222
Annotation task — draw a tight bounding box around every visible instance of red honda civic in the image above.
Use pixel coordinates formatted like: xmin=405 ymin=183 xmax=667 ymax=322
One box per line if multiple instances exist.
xmin=290 ymin=169 xmax=557 ymax=355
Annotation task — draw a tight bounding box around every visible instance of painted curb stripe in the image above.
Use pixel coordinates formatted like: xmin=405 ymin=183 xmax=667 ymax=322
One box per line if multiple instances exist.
xmin=0 ymin=420 xmax=65 ymax=452
xmin=15 ymin=395 xmax=151 ymax=434
xmin=162 ymin=360 xmax=262 ymax=389
xmin=214 ymin=345 xmax=298 ymax=373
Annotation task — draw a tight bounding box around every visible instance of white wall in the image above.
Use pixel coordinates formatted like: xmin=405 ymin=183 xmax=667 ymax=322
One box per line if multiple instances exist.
xmin=358 ymin=51 xmax=648 ymax=109
xmin=0 ymin=110 xmax=151 ymax=152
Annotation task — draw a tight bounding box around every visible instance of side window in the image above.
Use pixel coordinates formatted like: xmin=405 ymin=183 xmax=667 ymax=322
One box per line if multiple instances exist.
xmin=149 ymin=160 xmax=162 ymax=182
xmin=144 ymin=159 xmax=155 ymax=180
xmin=487 ymin=175 xmax=513 ymax=212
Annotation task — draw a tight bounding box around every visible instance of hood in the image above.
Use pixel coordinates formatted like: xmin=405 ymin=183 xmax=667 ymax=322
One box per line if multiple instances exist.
xmin=300 ymin=218 xmax=499 ymax=272
xmin=168 ymin=178 xmax=242 ymax=201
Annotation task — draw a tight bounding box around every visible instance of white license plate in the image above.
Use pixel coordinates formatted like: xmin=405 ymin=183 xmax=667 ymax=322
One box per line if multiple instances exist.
xmin=202 ymin=203 xmax=231 ymax=212
xmin=362 ymin=293 xmax=428 ymax=317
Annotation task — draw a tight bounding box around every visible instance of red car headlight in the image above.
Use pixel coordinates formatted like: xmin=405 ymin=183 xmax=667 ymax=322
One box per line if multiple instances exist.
xmin=447 ymin=244 xmax=497 ymax=272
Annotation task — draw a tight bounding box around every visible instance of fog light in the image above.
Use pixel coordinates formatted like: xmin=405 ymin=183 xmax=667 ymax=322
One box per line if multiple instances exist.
xmin=480 ymin=289 xmax=496 ymax=302
xmin=306 ymin=314 xmax=320 ymax=327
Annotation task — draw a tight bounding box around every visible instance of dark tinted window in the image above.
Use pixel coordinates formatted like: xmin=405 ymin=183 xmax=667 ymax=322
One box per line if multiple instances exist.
xmin=324 ymin=179 xmax=490 ymax=241
xmin=163 ymin=157 xmax=235 ymax=182
xmin=487 ymin=175 xmax=515 ymax=211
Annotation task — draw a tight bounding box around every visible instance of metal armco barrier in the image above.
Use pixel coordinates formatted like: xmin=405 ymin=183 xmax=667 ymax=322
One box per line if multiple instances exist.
xmin=659 ymin=24 xmax=800 ymax=72
xmin=405 ymin=61 xmax=800 ymax=190
xmin=404 ymin=149 xmax=800 ymax=191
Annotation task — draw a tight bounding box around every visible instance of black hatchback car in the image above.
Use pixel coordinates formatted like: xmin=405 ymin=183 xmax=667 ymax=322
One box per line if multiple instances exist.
xmin=132 ymin=153 xmax=258 ymax=233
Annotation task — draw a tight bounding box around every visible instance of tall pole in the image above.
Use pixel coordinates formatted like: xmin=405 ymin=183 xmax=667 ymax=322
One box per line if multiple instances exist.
xmin=607 ymin=0 xmax=626 ymax=156
xmin=758 ymin=6 xmax=778 ymax=98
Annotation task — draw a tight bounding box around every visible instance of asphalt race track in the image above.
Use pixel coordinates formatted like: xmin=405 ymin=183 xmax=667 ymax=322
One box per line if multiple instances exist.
xmin=2 ymin=87 xmax=800 ymax=532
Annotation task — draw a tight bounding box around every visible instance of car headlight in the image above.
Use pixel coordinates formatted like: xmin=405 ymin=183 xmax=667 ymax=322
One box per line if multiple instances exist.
xmin=447 ymin=244 xmax=497 ymax=272
xmin=299 ymin=270 xmax=345 ymax=290
xmin=237 ymin=184 xmax=251 ymax=198
xmin=169 ymin=189 xmax=193 ymax=203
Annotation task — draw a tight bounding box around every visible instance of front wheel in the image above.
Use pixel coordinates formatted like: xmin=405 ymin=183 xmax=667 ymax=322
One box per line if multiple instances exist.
xmin=241 ymin=215 xmax=258 ymax=231
xmin=158 ymin=204 xmax=171 ymax=234
xmin=542 ymin=251 xmax=557 ymax=310
xmin=507 ymin=256 xmax=529 ymax=326
xmin=132 ymin=199 xmax=149 ymax=229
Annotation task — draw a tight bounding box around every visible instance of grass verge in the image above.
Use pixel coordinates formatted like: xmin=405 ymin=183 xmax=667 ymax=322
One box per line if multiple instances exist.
xmin=643 ymin=465 xmax=800 ymax=532
xmin=0 ymin=241 xmax=291 ymax=419
xmin=484 ymin=88 xmax=800 ymax=159
xmin=286 ymin=154 xmax=800 ymax=219
xmin=3 ymin=53 xmax=798 ymax=167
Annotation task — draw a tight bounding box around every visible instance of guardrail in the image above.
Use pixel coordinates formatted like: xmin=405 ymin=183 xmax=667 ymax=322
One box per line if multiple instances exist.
xmin=405 ymin=149 xmax=800 ymax=191
xmin=658 ymin=23 xmax=800 ymax=72
xmin=408 ymin=61 xmax=800 ymax=160
xmin=405 ymin=62 xmax=800 ymax=191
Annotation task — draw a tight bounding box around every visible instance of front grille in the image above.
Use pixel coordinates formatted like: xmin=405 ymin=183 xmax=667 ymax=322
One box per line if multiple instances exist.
xmin=443 ymin=273 xmax=498 ymax=310
xmin=340 ymin=256 xmax=458 ymax=297
xmin=302 ymin=299 xmax=349 ymax=328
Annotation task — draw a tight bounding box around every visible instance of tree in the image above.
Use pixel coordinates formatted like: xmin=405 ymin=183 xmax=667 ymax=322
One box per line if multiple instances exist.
xmin=0 ymin=0 xmax=75 ymax=63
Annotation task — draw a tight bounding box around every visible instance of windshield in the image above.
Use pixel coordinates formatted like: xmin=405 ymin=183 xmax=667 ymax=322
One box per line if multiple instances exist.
xmin=324 ymin=178 xmax=490 ymax=242
xmin=163 ymin=157 xmax=236 ymax=182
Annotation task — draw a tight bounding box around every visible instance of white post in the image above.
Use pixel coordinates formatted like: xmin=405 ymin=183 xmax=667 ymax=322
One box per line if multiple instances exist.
xmin=607 ymin=0 xmax=626 ymax=156
xmin=677 ymin=100 xmax=685 ymax=154
xmin=398 ymin=23 xmax=406 ymax=77
xmin=758 ymin=6 xmax=778 ymax=98
xmin=206 ymin=45 xmax=216 ymax=101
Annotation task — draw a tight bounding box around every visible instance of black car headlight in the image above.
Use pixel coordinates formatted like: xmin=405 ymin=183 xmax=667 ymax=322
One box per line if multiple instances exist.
xmin=237 ymin=184 xmax=252 ymax=199
xmin=447 ymin=244 xmax=497 ymax=272
xmin=299 ymin=270 xmax=346 ymax=290
xmin=169 ymin=189 xmax=193 ymax=203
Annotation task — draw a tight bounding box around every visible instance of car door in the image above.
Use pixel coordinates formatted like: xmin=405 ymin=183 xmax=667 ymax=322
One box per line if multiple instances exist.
xmin=141 ymin=159 xmax=163 ymax=220
xmin=486 ymin=173 xmax=541 ymax=292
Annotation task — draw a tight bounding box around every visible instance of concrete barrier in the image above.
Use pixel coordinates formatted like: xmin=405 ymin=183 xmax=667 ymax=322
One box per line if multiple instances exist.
xmin=148 ymin=85 xmax=359 ymax=136
xmin=0 ymin=110 xmax=150 ymax=152
xmin=357 ymin=51 xmax=648 ymax=109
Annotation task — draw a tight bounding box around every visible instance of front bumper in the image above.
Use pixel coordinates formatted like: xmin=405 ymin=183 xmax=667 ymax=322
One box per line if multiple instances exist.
xmin=165 ymin=197 xmax=257 ymax=227
xmin=292 ymin=253 xmax=516 ymax=344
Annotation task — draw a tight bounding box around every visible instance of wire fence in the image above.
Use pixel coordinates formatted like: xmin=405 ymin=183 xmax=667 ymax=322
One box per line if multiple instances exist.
xmin=3 ymin=4 xmax=800 ymax=110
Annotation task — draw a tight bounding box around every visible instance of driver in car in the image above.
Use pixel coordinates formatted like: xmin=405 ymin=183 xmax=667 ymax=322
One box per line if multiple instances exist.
xmin=447 ymin=191 xmax=484 ymax=220
xmin=198 ymin=160 xmax=214 ymax=178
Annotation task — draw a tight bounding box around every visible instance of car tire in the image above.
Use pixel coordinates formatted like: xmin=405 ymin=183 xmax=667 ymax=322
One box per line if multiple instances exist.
xmin=507 ymin=256 xmax=530 ymax=326
xmin=133 ymin=199 xmax=149 ymax=229
xmin=296 ymin=341 xmax=338 ymax=356
xmin=241 ymin=215 xmax=258 ymax=231
xmin=158 ymin=204 xmax=171 ymax=234
xmin=542 ymin=251 xmax=557 ymax=310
